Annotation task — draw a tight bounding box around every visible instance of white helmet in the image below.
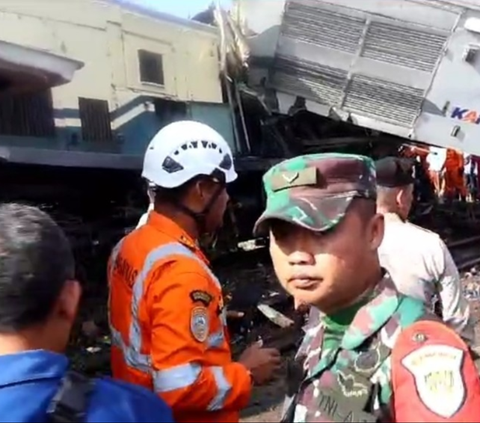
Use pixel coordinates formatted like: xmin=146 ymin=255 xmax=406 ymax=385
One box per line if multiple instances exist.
xmin=142 ymin=120 xmax=237 ymax=188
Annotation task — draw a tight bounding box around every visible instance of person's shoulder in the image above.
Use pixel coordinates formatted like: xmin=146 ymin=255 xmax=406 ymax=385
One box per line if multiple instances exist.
xmin=388 ymin=319 xmax=480 ymax=420
xmin=148 ymin=244 xmax=216 ymax=290
xmin=89 ymin=376 xmax=173 ymax=422
xmin=404 ymin=221 xmax=440 ymax=240
xmin=404 ymin=222 xmax=444 ymax=250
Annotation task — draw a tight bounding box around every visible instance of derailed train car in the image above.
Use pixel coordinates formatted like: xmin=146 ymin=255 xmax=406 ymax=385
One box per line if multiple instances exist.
xmin=226 ymin=0 xmax=480 ymax=157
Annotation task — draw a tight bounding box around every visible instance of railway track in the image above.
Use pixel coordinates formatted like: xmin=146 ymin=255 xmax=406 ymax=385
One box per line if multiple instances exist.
xmin=448 ymin=235 xmax=480 ymax=271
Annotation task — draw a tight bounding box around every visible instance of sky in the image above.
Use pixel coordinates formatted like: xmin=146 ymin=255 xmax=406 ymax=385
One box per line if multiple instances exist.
xmin=131 ymin=0 xmax=232 ymax=18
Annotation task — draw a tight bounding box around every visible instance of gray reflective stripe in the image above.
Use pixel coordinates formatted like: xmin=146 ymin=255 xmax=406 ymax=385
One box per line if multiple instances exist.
xmin=153 ymin=363 xmax=202 ymax=392
xmin=110 ymin=324 xmax=151 ymax=371
xmin=152 ymin=363 xmax=232 ymax=411
xmin=108 ymin=240 xmax=231 ymax=406
xmin=207 ymin=329 xmax=225 ymax=348
xmin=207 ymin=366 xmax=232 ymax=411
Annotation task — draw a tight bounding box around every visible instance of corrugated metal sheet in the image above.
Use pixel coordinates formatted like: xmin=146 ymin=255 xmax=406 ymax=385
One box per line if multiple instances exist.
xmin=272 ymin=55 xmax=348 ymax=105
xmin=344 ymin=75 xmax=424 ymax=126
xmin=266 ymin=0 xmax=453 ymax=128
xmin=282 ymin=0 xmax=365 ymax=54
xmin=362 ymin=21 xmax=449 ymax=72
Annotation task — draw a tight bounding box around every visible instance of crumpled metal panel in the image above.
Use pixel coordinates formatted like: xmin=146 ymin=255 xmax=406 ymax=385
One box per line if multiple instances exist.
xmin=282 ymin=0 xmax=365 ymax=54
xmin=344 ymin=75 xmax=424 ymax=126
xmin=362 ymin=21 xmax=449 ymax=72
xmin=272 ymin=55 xmax=348 ymax=106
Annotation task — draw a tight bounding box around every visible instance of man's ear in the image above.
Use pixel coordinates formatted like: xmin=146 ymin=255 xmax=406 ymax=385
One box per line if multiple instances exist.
xmin=55 ymin=280 xmax=81 ymax=324
xmin=368 ymin=213 xmax=384 ymax=251
xmin=196 ymin=177 xmax=218 ymax=201
xmin=395 ymin=187 xmax=404 ymax=207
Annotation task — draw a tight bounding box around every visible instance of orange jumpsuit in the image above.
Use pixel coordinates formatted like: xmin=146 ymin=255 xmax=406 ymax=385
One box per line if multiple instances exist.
xmin=443 ymin=149 xmax=467 ymax=199
xmin=108 ymin=212 xmax=252 ymax=423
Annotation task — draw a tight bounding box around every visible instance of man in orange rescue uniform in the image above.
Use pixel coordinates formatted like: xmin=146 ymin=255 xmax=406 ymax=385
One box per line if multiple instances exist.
xmin=108 ymin=120 xmax=281 ymax=423
xmin=443 ymin=148 xmax=467 ymax=201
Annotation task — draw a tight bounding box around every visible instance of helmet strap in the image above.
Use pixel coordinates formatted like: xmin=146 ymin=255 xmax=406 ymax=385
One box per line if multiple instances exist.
xmin=174 ymin=183 xmax=224 ymax=235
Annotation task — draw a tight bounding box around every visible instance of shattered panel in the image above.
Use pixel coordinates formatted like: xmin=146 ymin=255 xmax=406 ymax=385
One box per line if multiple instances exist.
xmin=344 ymin=75 xmax=424 ymax=127
xmin=272 ymin=55 xmax=348 ymax=105
xmin=282 ymin=0 xmax=365 ymax=54
xmin=362 ymin=21 xmax=449 ymax=73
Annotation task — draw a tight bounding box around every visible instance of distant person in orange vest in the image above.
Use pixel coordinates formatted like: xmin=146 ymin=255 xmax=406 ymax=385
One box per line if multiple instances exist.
xmin=443 ymin=148 xmax=467 ymax=201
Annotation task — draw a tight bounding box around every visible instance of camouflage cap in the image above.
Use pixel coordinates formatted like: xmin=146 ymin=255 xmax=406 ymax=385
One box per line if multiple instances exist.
xmin=253 ymin=153 xmax=377 ymax=235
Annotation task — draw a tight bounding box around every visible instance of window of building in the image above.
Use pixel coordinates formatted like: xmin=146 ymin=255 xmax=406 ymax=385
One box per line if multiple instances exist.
xmin=78 ymin=97 xmax=113 ymax=142
xmin=138 ymin=50 xmax=164 ymax=86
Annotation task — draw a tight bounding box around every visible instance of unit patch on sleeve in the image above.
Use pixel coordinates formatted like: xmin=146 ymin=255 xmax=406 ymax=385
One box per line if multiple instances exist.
xmin=401 ymin=344 xmax=465 ymax=418
xmin=189 ymin=290 xmax=213 ymax=307
xmin=190 ymin=306 xmax=209 ymax=342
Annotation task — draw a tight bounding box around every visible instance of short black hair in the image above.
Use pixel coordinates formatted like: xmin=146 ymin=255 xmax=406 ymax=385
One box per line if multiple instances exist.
xmin=375 ymin=156 xmax=415 ymax=187
xmin=152 ymin=175 xmax=219 ymax=207
xmin=0 ymin=203 xmax=75 ymax=332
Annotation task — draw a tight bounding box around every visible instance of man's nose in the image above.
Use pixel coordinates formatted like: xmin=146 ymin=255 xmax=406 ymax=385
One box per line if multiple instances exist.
xmin=288 ymin=250 xmax=315 ymax=265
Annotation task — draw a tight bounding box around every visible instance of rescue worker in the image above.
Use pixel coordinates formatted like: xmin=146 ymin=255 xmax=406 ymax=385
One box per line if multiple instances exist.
xmin=108 ymin=120 xmax=281 ymax=423
xmin=376 ymin=156 xmax=474 ymax=344
xmin=253 ymin=153 xmax=480 ymax=422
xmin=0 ymin=203 xmax=173 ymax=422
xmin=443 ymin=148 xmax=467 ymax=201
xmin=136 ymin=181 xmax=155 ymax=228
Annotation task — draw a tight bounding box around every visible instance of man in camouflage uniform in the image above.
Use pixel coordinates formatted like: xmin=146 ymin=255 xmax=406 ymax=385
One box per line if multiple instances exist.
xmin=254 ymin=153 xmax=480 ymax=422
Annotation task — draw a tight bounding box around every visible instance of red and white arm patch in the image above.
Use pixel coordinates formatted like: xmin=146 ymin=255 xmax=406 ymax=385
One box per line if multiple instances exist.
xmin=391 ymin=320 xmax=480 ymax=422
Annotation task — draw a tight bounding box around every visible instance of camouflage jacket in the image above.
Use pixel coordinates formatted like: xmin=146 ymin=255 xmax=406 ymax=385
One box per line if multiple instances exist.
xmin=283 ymin=275 xmax=434 ymax=423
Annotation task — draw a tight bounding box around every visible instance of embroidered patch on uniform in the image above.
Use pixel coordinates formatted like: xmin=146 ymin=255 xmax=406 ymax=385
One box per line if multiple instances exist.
xmin=190 ymin=306 xmax=209 ymax=342
xmin=189 ymin=290 xmax=213 ymax=306
xmin=354 ymin=348 xmax=380 ymax=373
xmin=401 ymin=344 xmax=465 ymax=418
xmin=337 ymin=370 xmax=369 ymax=398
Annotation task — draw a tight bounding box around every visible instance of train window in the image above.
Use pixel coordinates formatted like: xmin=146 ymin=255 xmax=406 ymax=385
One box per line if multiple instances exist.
xmin=0 ymin=89 xmax=55 ymax=138
xmin=78 ymin=97 xmax=113 ymax=142
xmin=138 ymin=50 xmax=164 ymax=86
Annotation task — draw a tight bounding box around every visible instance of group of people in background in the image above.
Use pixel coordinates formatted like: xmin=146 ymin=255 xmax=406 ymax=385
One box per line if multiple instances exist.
xmin=404 ymin=145 xmax=480 ymax=203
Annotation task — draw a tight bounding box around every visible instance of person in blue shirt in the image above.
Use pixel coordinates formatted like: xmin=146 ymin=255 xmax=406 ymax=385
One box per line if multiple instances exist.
xmin=0 ymin=203 xmax=174 ymax=423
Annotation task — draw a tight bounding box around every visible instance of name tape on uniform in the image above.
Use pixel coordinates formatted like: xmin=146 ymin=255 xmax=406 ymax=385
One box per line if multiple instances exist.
xmin=189 ymin=290 xmax=213 ymax=307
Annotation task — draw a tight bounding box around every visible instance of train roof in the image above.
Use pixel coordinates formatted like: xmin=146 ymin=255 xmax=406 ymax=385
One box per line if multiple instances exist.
xmin=410 ymin=0 xmax=480 ymax=11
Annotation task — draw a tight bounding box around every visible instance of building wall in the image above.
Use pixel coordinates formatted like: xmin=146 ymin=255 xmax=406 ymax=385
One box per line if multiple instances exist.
xmin=0 ymin=0 xmax=229 ymax=160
